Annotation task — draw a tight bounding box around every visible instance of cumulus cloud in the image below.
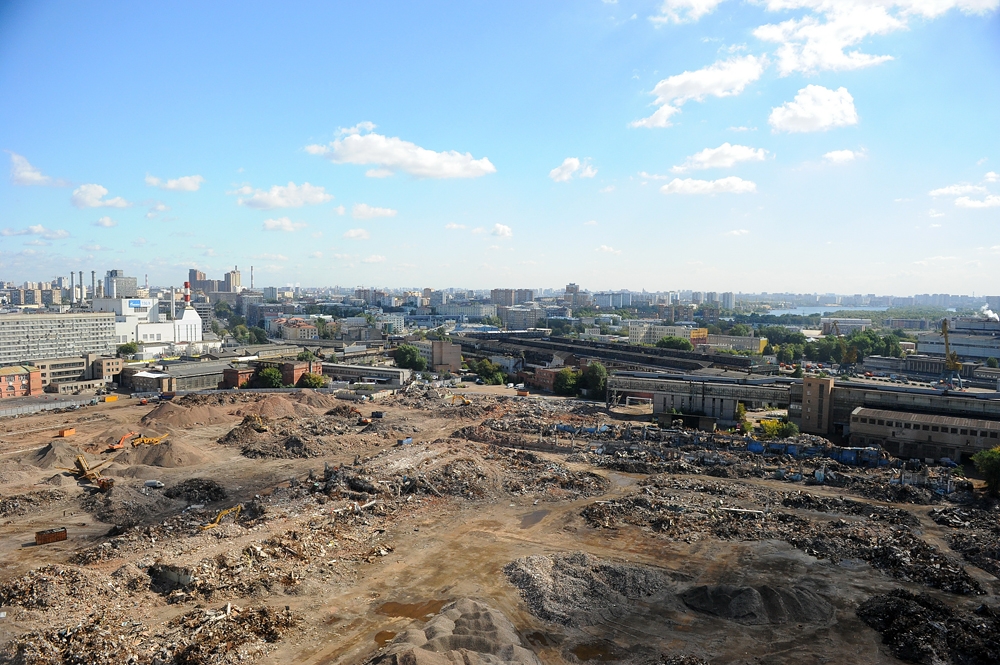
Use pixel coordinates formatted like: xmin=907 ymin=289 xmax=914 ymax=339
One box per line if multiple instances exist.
xmin=362 ymin=255 xmax=386 ymax=263
xmin=769 ymin=85 xmax=858 ymax=133
xmin=343 ymin=228 xmax=370 ymax=240
xmin=596 ymin=245 xmax=622 ymax=255
xmin=584 ymin=220 xmax=599 ymax=226
xmin=253 ymin=253 xmax=289 ymax=261
xmin=445 ymin=223 xmax=467 ymax=230
xmin=230 ymin=181 xmax=333 ymax=209
xmin=661 ymin=176 xmax=757 ymax=194
xmin=306 ymin=123 xmax=495 ymax=179
xmin=146 ymin=202 xmax=169 ymax=219
xmin=352 ymin=203 xmax=398 ymax=219
xmin=726 ymin=229 xmax=750 ymax=236
xmin=548 ymin=157 xmax=598 ymax=182
xmin=334 ymin=205 xmax=346 ymax=215
xmin=955 ymin=195 xmax=1000 ymax=209
xmin=824 ymin=149 xmax=859 ymax=163
xmin=672 ymin=143 xmax=767 ymax=172
xmin=984 ymin=171 xmax=999 ymax=183
xmin=145 ymin=174 xmax=204 ymax=191
xmin=132 ymin=238 xmax=147 ymax=247
xmin=491 ymin=223 xmax=513 ymax=237
xmin=1 ymin=224 xmax=70 ymax=239
xmin=94 ymin=216 xmax=117 ymax=228
xmin=650 ymin=0 xmax=726 ymax=24
xmin=930 ymin=184 xmax=989 ymax=196
xmin=71 ymin=184 xmax=131 ymax=208
xmin=632 ymin=55 xmax=765 ymax=128
xmin=262 ymin=217 xmax=306 ymax=232
xmin=8 ymin=152 xmax=62 ymax=186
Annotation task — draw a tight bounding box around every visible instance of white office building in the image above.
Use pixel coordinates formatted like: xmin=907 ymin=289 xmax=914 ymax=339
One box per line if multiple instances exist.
xmin=93 ymin=298 xmax=203 ymax=345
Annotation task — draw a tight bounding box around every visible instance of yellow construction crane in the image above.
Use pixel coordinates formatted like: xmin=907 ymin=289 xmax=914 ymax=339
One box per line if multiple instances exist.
xmin=131 ymin=433 xmax=169 ymax=447
xmin=200 ymin=504 xmax=242 ymax=531
xmin=941 ymin=319 xmax=964 ymax=389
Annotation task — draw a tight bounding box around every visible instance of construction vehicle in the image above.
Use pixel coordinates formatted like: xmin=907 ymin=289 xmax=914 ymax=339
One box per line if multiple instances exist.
xmin=200 ymin=504 xmax=242 ymax=531
xmin=449 ymin=394 xmax=471 ymax=406
xmin=349 ymin=406 xmax=363 ymax=416
xmin=941 ymin=319 xmax=964 ymax=390
xmin=131 ymin=432 xmax=169 ymax=447
xmin=357 ymin=416 xmax=372 ymax=425
xmin=57 ymin=455 xmax=116 ymax=492
xmin=245 ymin=413 xmax=269 ymax=432
xmin=108 ymin=431 xmax=139 ymax=451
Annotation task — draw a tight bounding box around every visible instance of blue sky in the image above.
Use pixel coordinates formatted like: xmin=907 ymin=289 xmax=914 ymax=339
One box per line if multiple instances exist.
xmin=1 ymin=0 xmax=998 ymax=294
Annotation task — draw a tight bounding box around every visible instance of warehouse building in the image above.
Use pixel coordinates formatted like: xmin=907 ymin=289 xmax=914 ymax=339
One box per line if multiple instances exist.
xmin=849 ymin=407 xmax=1000 ymax=461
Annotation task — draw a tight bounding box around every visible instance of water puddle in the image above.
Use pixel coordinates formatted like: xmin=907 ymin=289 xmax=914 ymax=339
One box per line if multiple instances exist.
xmin=374 ymin=630 xmax=396 ymax=646
xmin=520 ymin=509 xmax=550 ymax=529
xmin=571 ymin=642 xmax=618 ymax=661
xmin=376 ymin=599 xmax=449 ymax=619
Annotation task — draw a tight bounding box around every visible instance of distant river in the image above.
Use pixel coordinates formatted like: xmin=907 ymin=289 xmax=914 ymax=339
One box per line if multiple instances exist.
xmin=761 ymin=306 xmax=889 ymax=317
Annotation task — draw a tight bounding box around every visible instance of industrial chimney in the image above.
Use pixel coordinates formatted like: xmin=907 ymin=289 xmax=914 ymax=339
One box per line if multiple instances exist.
xmin=91 ymin=271 xmax=96 ymax=303
xmin=70 ymin=272 xmax=75 ymax=305
xmin=78 ymin=272 xmax=84 ymax=302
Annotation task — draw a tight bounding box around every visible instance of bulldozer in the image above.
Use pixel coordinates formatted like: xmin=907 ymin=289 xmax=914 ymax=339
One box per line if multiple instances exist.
xmin=57 ymin=454 xmax=116 ymax=492
xmin=107 ymin=431 xmax=139 ymax=452
xmin=200 ymin=504 xmax=242 ymax=531
xmin=131 ymin=433 xmax=169 ymax=447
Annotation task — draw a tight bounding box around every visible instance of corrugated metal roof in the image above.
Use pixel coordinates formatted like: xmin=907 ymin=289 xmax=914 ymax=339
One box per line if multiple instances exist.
xmin=0 ymin=365 xmax=39 ymax=376
xmin=852 ymin=406 xmax=1000 ymax=430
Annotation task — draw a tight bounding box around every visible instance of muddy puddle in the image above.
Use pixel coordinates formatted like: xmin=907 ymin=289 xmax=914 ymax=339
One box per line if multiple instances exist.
xmin=571 ymin=641 xmax=619 ymax=662
xmin=375 ymin=599 xmax=450 ymax=619
xmin=374 ymin=630 xmax=396 ymax=646
xmin=520 ymin=509 xmax=550 ymax=528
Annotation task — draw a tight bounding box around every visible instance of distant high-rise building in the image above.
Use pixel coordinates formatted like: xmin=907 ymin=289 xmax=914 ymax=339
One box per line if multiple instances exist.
xmin=721 ymin=292 xmax=735 ymax=310
xmin=224 ymin=267 xmax=242 ymax=293
xmin=514 ymin=289 xmax=534 ymax=304
xmin=104 ymin=270 xmax=138 ymax=298
xmin=490 ymin=289 xmax=515 ymax=306
xmin=691 ymin=291 xmax=704 ymax=305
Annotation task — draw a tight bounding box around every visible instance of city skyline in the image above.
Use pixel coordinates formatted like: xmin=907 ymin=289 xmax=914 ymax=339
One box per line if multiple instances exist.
xmin=2 ymin=1 xmax=999 ymax=292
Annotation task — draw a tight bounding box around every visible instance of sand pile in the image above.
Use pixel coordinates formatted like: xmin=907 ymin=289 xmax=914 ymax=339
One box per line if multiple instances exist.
xmin=370 ymin=598 xmax=541 ymax=665
xmin=679 ymin=585 xmax=833 ymax=625
xmin=32 ymin=440 xmax=87 ymax=470
xmin=504 ymin=552 xmax=677 ymax=626
xmin=291 ymin=390 xmax=340 ymax=411
xmin=110 ymin=439 xmax=211 ymax=468
xmin=141 ymin=401 xmax=236 ymax=428
xmin=237 ymin=395 xmax=304 ymax=420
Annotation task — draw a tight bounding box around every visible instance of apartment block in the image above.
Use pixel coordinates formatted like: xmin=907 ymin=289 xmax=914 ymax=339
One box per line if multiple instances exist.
xmin=0 ymin=312 xmax=116 ymax=365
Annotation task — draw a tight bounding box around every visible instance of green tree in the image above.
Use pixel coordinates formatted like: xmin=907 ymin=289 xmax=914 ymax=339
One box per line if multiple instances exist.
xmin=395 ymin=344 xmax=427 ymax=371
xmin=473 ymin=359 xmax=505 ymax=384
xmin=780 ymin=422 xmax=800 ymax=438
xmin=735 ymin=402 xmax=749 ymax=432
xmin=988 ymin=357 xmax=999 ymax=369
xmin=117 ymin=342 xmax=138 ymax=357
xmin=297 ymin=350 xmax=316 ymax=362
xmin=214 ymin=301 xmax=232 ymax=317
xmin=232 ymin=324 xmax=249 ymax=343
xmin=729 ymin=323 xmax=752 ymax=337
xmin=248 ymin=327 xmax=268 ymax=344
xmin=581 ymin=362 xmax=608 ymax=398
xmin=553 ymin=368 xmax=580 ymax=396
xmin=655 ymin=336 xmax=694 ymax=351
xmin=228 ymin=314 xmax=246 ymax=328
xmin=481 ymin=315 xmax=502 ymax=327
xmin=791 ymin=365 xmax=804 ymax=378
xmin=257 ymin=367 xmax=284 ymax=389
xmin=297 ymin=372 xmax=326 ymax=389
xmin=972 ymin=446 xmax=1000 ymax=497
xmin=763 ymin=343 xmax=774 ymax=355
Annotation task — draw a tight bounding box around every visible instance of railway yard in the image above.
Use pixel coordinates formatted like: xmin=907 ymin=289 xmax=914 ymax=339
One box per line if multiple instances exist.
xmin=0 ymin=388 xmax=998 ymax=665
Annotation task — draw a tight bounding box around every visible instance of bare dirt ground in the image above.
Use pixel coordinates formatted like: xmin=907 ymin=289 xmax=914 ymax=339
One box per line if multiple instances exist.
xmin=0 ymin=389 xmax=998 ymax=665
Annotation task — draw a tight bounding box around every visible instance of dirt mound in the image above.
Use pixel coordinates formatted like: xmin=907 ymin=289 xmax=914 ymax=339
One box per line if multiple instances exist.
xmin=141 ymin=401 xmax=236 ymax=429
xmin=504 ymin=552 xmax=676 ymax=626
xmin=680 ymin=584 xmax=833 ymax=625
xmin=32 ymin=440 xmax=86 ymax=470
xmin=241 ymin=434 xmax=320 ymax=459
xmin=291 ymin=390 xmax=340 ymax=411
xmin=110 ymin=439 xmax=211 ymax=468
xmin=239 ymin=395 xmax=303 ymax=420
xmin=0 ymin=490 xmax=66 ymax=517
xmin=165 ymin=478 xmax=228 ymax=503
xmin=81 ymin=483 xmax=183 ymax=527
xmin=857 ymin=590 xmax=1000 ymax=664
xmin=370 ymin=598 xmax=541 ymax=665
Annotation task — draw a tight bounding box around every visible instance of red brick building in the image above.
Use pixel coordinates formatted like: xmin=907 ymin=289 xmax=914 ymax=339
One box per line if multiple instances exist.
xmin=253 ymin=360 xmax=324 ymax=387
xmin=0 ymin=366 xmax=43 ymax=399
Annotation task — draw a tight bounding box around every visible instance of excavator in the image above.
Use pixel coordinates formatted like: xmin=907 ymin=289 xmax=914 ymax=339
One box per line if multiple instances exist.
xmin=448 ymin=394 xmax=471 ymax=406
xmin=107 ymin=431 xmax=139 ymax=452
xmin=131 ymin=433 xmax=169 ymax=447
xmin=941 ymin=319 xmax=964 ymax=390
xmin=348 ymin=406 xmax=372 ymax=425
xmin=200 ymin=504 xmax=242 ymax=531
xmin=57 ymin=455 xmax=116 ymax=492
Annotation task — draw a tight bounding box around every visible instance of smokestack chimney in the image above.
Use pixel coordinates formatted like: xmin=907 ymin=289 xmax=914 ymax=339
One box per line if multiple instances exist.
xmin=184 ymin=281 xmax=191 ymax=305
xmin=79 ymin=272 xmax=84 ymax=302
xmin=251 ymin=266 xmax=254 ymax=289
xmin=170 ymin=288 xmax=176 ymax=320
xmin=70 ymin=272 xmax=75 ymax=305
xmin=91 ymin=271 xmax=96 ymax=303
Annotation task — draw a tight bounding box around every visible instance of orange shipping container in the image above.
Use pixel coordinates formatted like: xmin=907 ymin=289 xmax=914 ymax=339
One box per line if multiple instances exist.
xmin=35 ymin=527 xmax=67 ymax=545
xmin=58 ymin=428 xmax=75 ymax=437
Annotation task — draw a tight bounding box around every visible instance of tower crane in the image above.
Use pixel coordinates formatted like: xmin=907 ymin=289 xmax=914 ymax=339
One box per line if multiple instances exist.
xmin=941 ymin=319 xmax=964 ymax=390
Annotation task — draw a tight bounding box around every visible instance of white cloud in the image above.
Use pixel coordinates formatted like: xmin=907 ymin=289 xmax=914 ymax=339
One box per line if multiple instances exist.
xmin=334 ymin=205 xmax=346 ymax=215
xmin=71 ymin=183 xmax=131 ymax=208
xmin=445 ymin=223 xmax=467 ymax=230
xmin=80 ymin=243 xmax=109 ymax=252
xmin=754 ymin=1 xmax=999 ymax=76
xmin=984 ymin=171 xmax=999 ymax=183
xmin=310 ymin=251 xmax=323 ymax=259
xmin=650 ymin=0 xmax=726 ymax=24
xmin=769 ymin=85 xmax=858 ymax=133
xmin=471 ymin=227 xmax=486 ymax=234
xmin=352 ymin=203 xmax=398 ymax=219
xmin=1 ymin=224 xmax=70 ymax=239
xmin=728 ymin=126 xmax=752 ymax=132
xmin=306 ymin=124 xmax=495 ymax=179
xmin=633 ymin=55 xmax=765 ymax=129
xmin=549 ymin=157 xmax=597 ymax=181
xmin=955 ymin=195 xmax=1000 ymax=209
xmin=145 ymin=174 xmax=204 ymax=191
xmin=132 ymin=238 xmax=147 ymax=247
xmin=231 ymin=181 xmax=333 ymax=209
xmin=599 ymin=185 xmax=615 ymax=193
xmin=343 ymin=228 xmax=370 ymax=240
xmin=638 ymin=171 xmax=673 ymax=180
xmin=824 ymin=149 xmax=858 ymax=163
xmin=362 ymin=254 xmax=386 ymax=264
xmin=726 ymin=229 xmax=751 ymax=236
xmin=8 ymin=152 xmax=59 ymax=186
xmin=337 ymin=121 xmax=377 ymax=136
xmin=929 ymin=184 xmax=988 ymax=196
xmin=94 ymin=216 xmax=117 ymax=228
xmin=928 ymin=209 xmax=945 ymax=217
xmin=596 ymin=245 xmax=622 ymax=255
xmin=672 ymin=143 xmax=767 ymax=172
xmin=252 ymin=253 xmax=289 ymax=261
xmin=262 ymin=217 xmax=307 ymax=232
xmin=24 ymin=239 xmax=50 ymax=246
xmin=491 ymin=223 xmax=513 ymax=237
xmin=584 ymin=220 xmax=598 ymax=226
xmin=146 ymin=202 xmax=169 ymax=219
xmin=661 ymin=176 xmax=757 ymax=194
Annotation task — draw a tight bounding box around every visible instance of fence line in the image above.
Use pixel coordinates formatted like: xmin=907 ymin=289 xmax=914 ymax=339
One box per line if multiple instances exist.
xmin=0 ymin=397 xmax=96 ymax=419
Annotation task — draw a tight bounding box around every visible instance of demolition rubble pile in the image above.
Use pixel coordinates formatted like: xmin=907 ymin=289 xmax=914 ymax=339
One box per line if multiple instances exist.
xmin=931 ymin=505 xmax=1000 ymax=579
xmin=367 ymin=598 xmax=542 ymax=665
xmin=857 ymin=589 xmax=1000 ymax=665
xmin=583 ymin=478 xmax=983 ymax=595
xmin=0 ymin=489 xmax=66 ymax=517
xmin=218 ymin=413 xmax=387 ymax=459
